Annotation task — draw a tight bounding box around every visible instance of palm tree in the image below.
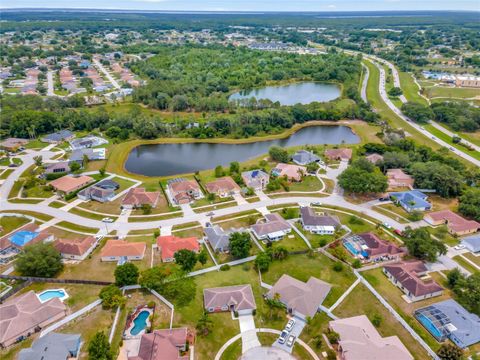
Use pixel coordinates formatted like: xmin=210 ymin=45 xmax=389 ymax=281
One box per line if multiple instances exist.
xmin=196 ymin=312 xmax=213 ymax=336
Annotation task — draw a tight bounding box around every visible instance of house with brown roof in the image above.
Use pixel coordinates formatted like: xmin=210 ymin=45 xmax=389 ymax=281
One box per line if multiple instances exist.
xmin=100 ymin=240 xmax=146 ymax=262
xmin=54 ymin=236 xmax=98 ymax=261
xmin=167 ymin=178 xmax=202 ymax=205
xmin=0 ymin=138 xmax=29 ymax=152
xmin=0 ymin=290 xmax=67 ymax=347
xmin=343 ymin=232 xmax=406 ymax=263
xmin=329 ymin=315 xmax=413 ymax=360
xmin=205 ymin=177 xmax=241 ymax=198
xmin=266 ymin=274 xmax=332 ymax=319
xmin=204 ymin=284 xmax=256 ymax=315
xmin=251 ymin=213 xmax=291 ymax=241
xmin=424 ymin=210 xmax=479 ymax=236
xmin=365 ymin=153 xmax=384 ymax=164
xmin=386 ymin=169 xmax=414 ymax=190
xmin=271 ymin=163 xmax=306 ymax=182
xmin=49 ymin=175 xmax=94 ymax=197
xmin=324 ymin=148 xmax=352 ymax=161
xmin=156 ymin=235 xmax=200 ymax=262
xmin=127 ymin=328 xmax=189 ymax=360
xmin=121 ymin=187 xmax=160 ymax=209
xmin=383 ymin=260 xmax=444 ymax=302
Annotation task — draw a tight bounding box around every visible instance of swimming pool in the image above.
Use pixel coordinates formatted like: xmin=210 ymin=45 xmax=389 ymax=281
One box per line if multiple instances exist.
xmin=37 ymin=289 xmax=69 ymax=303
xmin=130 ymin=310 xmax=150 ymax=336
xmin=416 ymin=313 xmax=444 ymax=340
xmin=344 ymin=242 xmax=359 ymax=255
xmin=10 ymin=231 xmax=39 ymax=246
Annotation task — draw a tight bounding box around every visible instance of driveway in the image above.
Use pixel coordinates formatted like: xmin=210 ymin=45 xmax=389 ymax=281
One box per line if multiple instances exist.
xmin=241 ymin=346 xmax=295 ymax=360
xmin=238 ymin=314 xmax=261 ymax=353
xmin=273 ymin=316 xmax=306 ymax=354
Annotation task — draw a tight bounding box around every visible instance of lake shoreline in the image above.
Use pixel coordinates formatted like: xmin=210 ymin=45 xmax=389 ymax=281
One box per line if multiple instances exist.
xmin=110 ymin=121 xmax=363 ymax=179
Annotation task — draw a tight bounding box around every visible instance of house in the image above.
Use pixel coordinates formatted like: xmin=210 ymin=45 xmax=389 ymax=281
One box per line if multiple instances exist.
xmin=204 ymin=225 xmax=243 ymax=252
xmin=69 ymin=135 xmax=107 ymax=150
xmin=292 ymin=150 xmax=321 ymax=166
xmin=49 ymin=175 xmax=94 ymax=197
xmin=204 ymin=284 xmax=256 ymax=315
xmin=365 ymin=153 xmax=384 ymax=164
xmin=329 ymin=315 xmax=413 ymax=360
xmin=18 ymin=333 xmax=81 ymax=360
xmin=167 ymin=178 xmax=202 ymax=205
xmin=462 ymin=234 xmax=480 ymax=253
xmin=387 ymin=169 xmax=415 ymax=189
xmin=0 ymin=138 xmax=28 ymax=152
xmin=424 ymin=210 xmax=479 ymax=236
xmin=251 ymin=213 xmax=291 ymax=241
xmin=414 ymin=299 xmax=480 ymax=348
xmin=266 ymin=274 xmax=331 ymax=319
xmin=300 ymin=206 xmax=340 ymax=235
xmin=69 ymin=148 xmax=106 ymax=163
xmin=0 ymin=291 xmax=67 ymax=347
xmin=100 ymin=240 xmax=146 ymax=262
xmin=383 ymin=260 xmax=443 ymax=302
xmin=54 ymin=236 xmax=98 ymax=261
xmin=78 ymin=180 xmax=119 ymax=203
xmin=156 ymin=235 xmax=200 ymax=262
xmin=122 ymin=188 xmax=160 ymax=209
xmin=41 ymin=130 xmax=74 ymax=143
xmin=389 ymin=190 xmax=431 ymax=212
xmin=324 ymin=148 xmax=352 ymax=161
xmin=205 ymin=177 xmax=241 ymax=197
xmin=44 ymin=161 xmax=71 ymax=175
xmin=127 ymin=328 xmax=189 ymax=360
xmin=343 ymin=232 xmax=406 ymax=262
xmin=241 ymin=170 xmax=270 ymax=191
xmin=271 ymin=163 xmax=306 ymax=182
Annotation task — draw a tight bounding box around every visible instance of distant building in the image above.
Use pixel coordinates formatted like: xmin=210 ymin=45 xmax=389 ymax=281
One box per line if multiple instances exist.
xmin=241 ymin=170 xmax=270 ymax=191
xmin=78 ymin=179 xmax=119 ymax=203
xmin=18 ymin=333 xmax=81 ymax=360
xmin=365 ymin=153 xmax=384 ymax=164
xmin=251 ymin=213 xmax=291 ymax=241
xmin=205 ymin=177 xmax=241 ymax=198
xmin=329 ymin=315 xmax=413 ymax=360
xmin=343 ymin=232 xmax=406 ymax=262
xmin=69 ymin=148 xmax=106 ymax=163
xmin=271 ymin=163 xmax=306 ymax=182
xmin=324 ymin=148 xmax=352 ymax=161
xmin=389 ymin=190 xmax=431 ymax=212
xmin=204 ymin=284 xmax=256 ymax=315
xmin=455 ymin=75 xmax=480 ymax=88
xmin=69 ymin=135 xmax=107 ymax=150
xmin=44 ymin=161 xmax=71 ymax=175
xmin=424 ymin=210 xmax=479 ymax=236
xmin=383 ymin=260 xmax=443 ymax=302
xmin=300 ymin=206 xmax=340 ymax=235
xmin=41 ymin=130 xmax=74 ymax=144
xmin=167 ymin=178 xmax=202 ymax=205
xmin=0 ymin=138 xmax=29 ymax=152
xmin=387 ymin=169 xmax=414 ymax=189
xmin=156 ymin=235 xmax=200 ymax=262
xmin=292 ymin=150 xmax=321 ymax=166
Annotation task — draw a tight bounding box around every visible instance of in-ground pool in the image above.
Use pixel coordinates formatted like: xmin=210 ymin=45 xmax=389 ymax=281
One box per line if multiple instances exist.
xmin=416 ymin=313 xmax=444 ymax=340
xmin=130 ymin=310 xmax=150 ymax=336
xmin=37 ymin=289 xmax=69 ymax=303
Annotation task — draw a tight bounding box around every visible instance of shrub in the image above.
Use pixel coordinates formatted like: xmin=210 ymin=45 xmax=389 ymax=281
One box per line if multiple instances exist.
xmin=333 ymin=262 xmax=344 ymax=272
xmin=220 ymin=264 xmax=231 ymax=271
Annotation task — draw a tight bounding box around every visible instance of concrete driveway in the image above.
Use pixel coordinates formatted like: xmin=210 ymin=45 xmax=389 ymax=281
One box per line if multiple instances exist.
xmin=273 ymin=316 xmax=306 ymax=354
xmin=238 ymin=314 xmax=261 ymax=353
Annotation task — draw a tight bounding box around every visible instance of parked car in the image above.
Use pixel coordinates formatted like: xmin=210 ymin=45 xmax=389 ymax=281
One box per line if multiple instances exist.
xmin=102 ymin=217 xmax=114 ymax=223
xmin=278 ymin=330 xmax=289 ymax=344
xmin=382 ymin=222 xmax=392 ymax=229
xmin=311 ymin=201 xmax=322 ymax=206
xmin=454 ymin=244 xmax=465 ymax=250
xmin=8 ymin=163 xmax=18 ymax=168
xmin=287 ymin=335 xmax=296 ymax=347
xmin=393 ymin=229 xmax=404 ymax=236
xmin=285 ymin=319 xmax=295 ymax=332
xmin=95 ymin=235 xmax=104 ymax=241
xmin=378 ymin=197 xmax=389 ymax=202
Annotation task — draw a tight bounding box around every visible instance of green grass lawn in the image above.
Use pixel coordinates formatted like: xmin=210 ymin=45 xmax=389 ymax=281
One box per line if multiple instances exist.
xmin=56 ymin=221 xmax=99 ymax=234
xmin=333 ymin=282 xmax=431 ymax=360
xmin=463 ymin=252 xmax=480 ymax=267
xmin=373 ymin=204 xmax=410 ymax=224
xmin=0 ymin=210 xmax=53 ymax=222
xmin=110 ymin=176 xmax=136 ymax=192
xmin=399 ymin=72 xmax=429 ymax=106
xmin=49 ymin=200 xmax=67 ymax=208
xmin=288 ymin=175 xmax=323 ymax=192
xmin=24 ymin=139 xmax=48 ymax=149
xmin=69 ymin=207 xmax=118 ymax=221
xmin=425 ymin=86 xmax=479 ymax=99
xmin=0 ymin=215 xmax=30 ymax=236
xmin=452 ymin=255 xmax=479 ymax=274
xmin=424 ymin=124 xmax=480 ymax=161
xmin=427 ymin=225 xmax=459 ymax=246
xmin=259 ymin=231 xmax=309 ymax=252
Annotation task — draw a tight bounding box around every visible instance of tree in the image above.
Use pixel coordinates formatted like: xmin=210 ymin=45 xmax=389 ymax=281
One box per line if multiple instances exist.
xmin=409 ymin=161 xmax=463 ymax=197
xmin=229 ymin=161 xmax=240 ymax=174
xmin=174 ymin=249 xmax=198 ymax=272
xmin=171 ymin=95 xmax=189 ymax=111
xmin=381 ymin=151 xmax=410 ymax=170
xmin=269 ymin=146 xmax=289 ymax=162
xmin=458 ymin=188 xmax=480 ymax=221
xmin=254 ymin=251 xmax=272 ymax=272
xmin=15 ymin=242 xmax=63 ymax=277
xmin=326 ymin=329 xmax=340 ymax=344
xmin=82 ymin=154 xmax=89 ymax=168
xmin=229 ymin=232 xmax=252 ymax=259
xmin=403 ymin=227 xmax=447 ymax=262
xmin=401 ymin=102 xmax=434 ymax=123
xmin=437 ymin=343 xmax=463 ymax=360
xmin=70 ymin=161 xmax=81 ymax=172
xmin=338 ymin=163 xmax=387 ymax=194
xmin=99 ymin=284 xmax=125 ymax=309
xmin=447 ymin=268 xmax=462 ymax=288
xmin=197 ymin=249 xmax=208 ymax=265
xmin=270 ymin=246 xmax=289 ymax=260
xmin=371 ymin=314 xmax=382 ymax=327
xmin=214 ymin=165 xmax=225 ymax=178
xmin=196 ymin=312 xmax=213 ymax=336
xmin=114 ymin=262 xmax=139 ymax=287
xmin=451 ymin=272 xmax=480 ymax=315
xmin=388 ymin=87 xmax=403 ymax=97
xmin=306 ymin=162 xmax=320 ymax=173
xmin=141 ymin=203 xmax=152 ymax=215
xmin=88 ymin=332 xmax=112 ymax=360
xmin=99 ymin=167 xmax=106 ymax=177
xmin=33 ymin=155 xmax=42 ymax=166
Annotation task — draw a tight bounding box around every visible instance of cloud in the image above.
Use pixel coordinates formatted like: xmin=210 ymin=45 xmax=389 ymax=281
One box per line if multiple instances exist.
xmin=327 ymin=4 xmax=336 ymax=8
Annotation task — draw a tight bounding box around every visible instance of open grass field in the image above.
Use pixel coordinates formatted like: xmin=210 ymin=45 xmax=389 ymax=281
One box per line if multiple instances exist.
xmin=0 ymin=215 xmax=30 ymax=236
xmin=56 ymin=221 xmax=99 ymax=234
xmin=424 ymin=124 xmax=480 ymax=161
xmin=399 ymin=72 xmax=429 ymax=106
xmin=0 ymin=210 xmax=53 ymax=222
xmin=463 ymin=252 xmax=480 ymax=267
xmin=452 ymin=255 xmax=478 ymax=274
xmin=424 ymin=86 xmax=479 ymax=99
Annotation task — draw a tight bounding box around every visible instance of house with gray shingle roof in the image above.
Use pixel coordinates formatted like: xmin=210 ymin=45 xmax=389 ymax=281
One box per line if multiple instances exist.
xmin=18 ymin=332 xmax=81 ymax=360
xmin=292 ymin=150 xmax=322 ymax=166
xmin=462 ymin=234 xmax=480 ymax=253
xmin=300 ymin=206 xmax=340 ymax=235
xmin=41 ymin=130 xmax=74 ymax=144
xmin=251 ymin=213 xmax=291 ymax=241
xmin=203 ymin=284 xmax=256 ymax=315
xmin=204 ymin=225 xmax=244 ymax=253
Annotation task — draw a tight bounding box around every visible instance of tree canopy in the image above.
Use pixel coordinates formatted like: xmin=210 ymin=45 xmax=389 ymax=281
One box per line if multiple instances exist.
xmin=114 ymin=262 xmax=139 ymax=287
xmin=229 ymin=232 xmax=252 ymax=259
xmin=338 ymin=159 xmax=388 ymax=194
xmin=403 ymin=227 xmax=447 ymax=262
xmin=15 ymin=242 xmax=63 ymax=278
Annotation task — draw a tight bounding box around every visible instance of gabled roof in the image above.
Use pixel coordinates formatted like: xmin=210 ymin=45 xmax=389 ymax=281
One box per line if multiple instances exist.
xmin=384 ymin=260 xmax=443 ymax=297
xmin=54 ymin=236 xmax=96 ymax=257
xmin=0 ymin=291 xmax=66 ymax=346
xmin=205 ymin=177 xmax=241 ymax=194
xmin=426 ymin=210 xmax=480 ymax=233
xmin=330 ymin=315 xmax=413 ymax=360
xmin=292 ymin=150 xmax=321 ymax=165
xmin=18 ymin=332 xmax=81 ymax=360
xmin=462 ymin=234 xmax=480 ymax=252
xmin=203 ymin=284 xmax=256 ymax=311
xmin=100 ymin=240 xmax=146 ymax=258
xmin=356 ymin=232 xmax=406 ymax=258
xmin=129 ymin=328 xmax=188 ymax=360
xmin=271 ymin=163 xmax=306 ymax=181
xmin=156 ymin=235 xmax=200 ymax=260
xmin=267 ymin=274 xmax=331 ymax=318
xmin=300 ymin=207 xmax=340 ymax=227
xmin=122 ymin=187 xmax=160 ymax=207
xmin=204 ymin=225 xmax=230 ymax=251
xmin=251 ymin=213 xmax=291 ymax=237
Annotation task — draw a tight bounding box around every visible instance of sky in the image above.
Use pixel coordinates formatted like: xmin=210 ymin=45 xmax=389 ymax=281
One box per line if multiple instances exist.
xmin=1 ymin=0 xmax=479 ymax=12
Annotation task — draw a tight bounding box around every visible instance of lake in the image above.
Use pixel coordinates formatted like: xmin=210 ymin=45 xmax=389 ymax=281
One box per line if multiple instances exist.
xmin=125 ymin=125 xmax=359 ymax=177
xmin=229 ymin=82 xmax=341 ymax=105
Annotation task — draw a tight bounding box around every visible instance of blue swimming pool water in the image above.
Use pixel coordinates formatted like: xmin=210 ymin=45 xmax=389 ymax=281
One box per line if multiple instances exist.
xmin=344 ymin=242 xmax=359 ymax=255
xmin=130 ymin=310 xmax=150 ymax=336
xmin=10 ymin=231 xmax=38 ymax=246
xmin=416 ymin=313 xmax=443 ymax=339
xmin=38 ymin=290 xmax=66 ymax=302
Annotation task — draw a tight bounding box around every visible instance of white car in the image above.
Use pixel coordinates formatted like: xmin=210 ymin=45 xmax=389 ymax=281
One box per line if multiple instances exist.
xmin=382 ymin=222 xmax=392 ymax=229
xmin=278 ymin=330 xmax=289 ymax=344
xmin=454 ymin=244 xmax=465 ymax=250
xmin=311 ymin=201 xmax=322 ymax=206
xmin=102 ymin=217 xmax=114 ymax=223
xmin=287 ymin=335 xmax=296 ymax=347
xmin=285 ymin=319 xmax=295 ymax=332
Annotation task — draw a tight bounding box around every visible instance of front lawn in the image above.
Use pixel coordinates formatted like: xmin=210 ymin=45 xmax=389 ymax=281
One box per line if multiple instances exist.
xmin=0 ymin=215 xmax=30 ymax=236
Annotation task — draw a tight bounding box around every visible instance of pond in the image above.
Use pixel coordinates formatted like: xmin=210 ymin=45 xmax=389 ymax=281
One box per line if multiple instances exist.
xmin=229 ymin=82 xmax=341 ymax=105
xmin=125 ymin=125 xmax=359 ymax=177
